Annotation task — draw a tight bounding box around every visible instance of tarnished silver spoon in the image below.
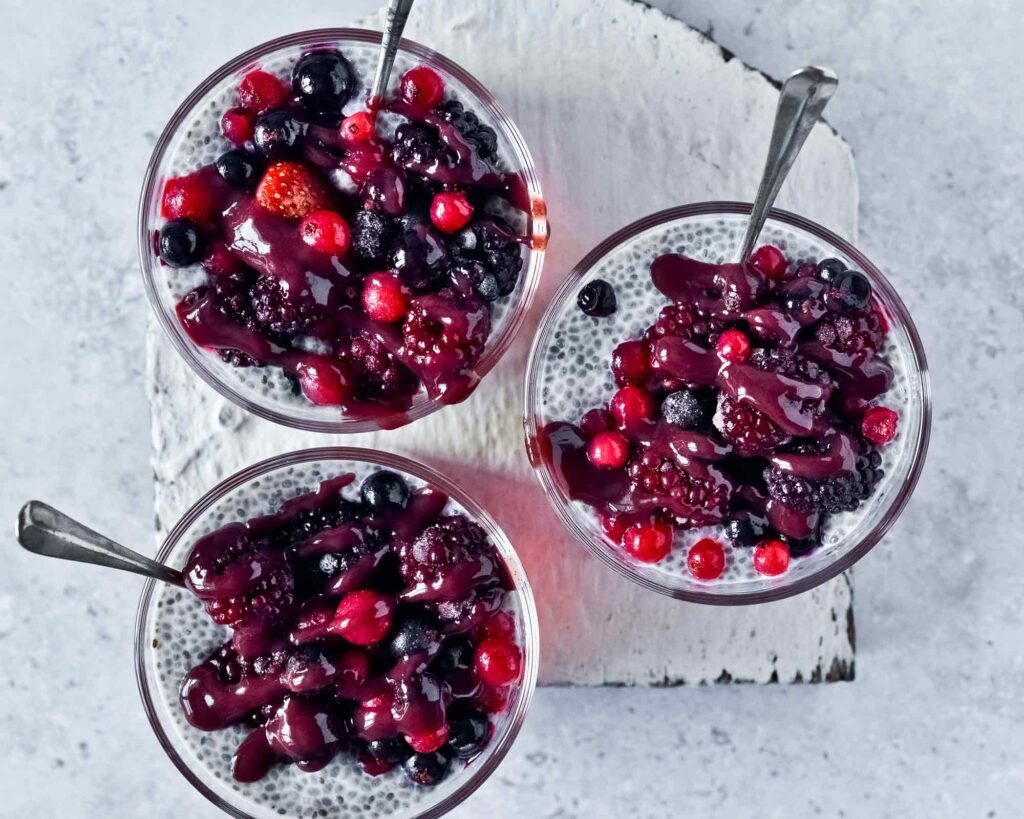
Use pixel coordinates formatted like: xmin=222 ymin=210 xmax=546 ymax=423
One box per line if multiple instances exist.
xmin=737 ymin=65 xmax=838 ymax=263
xmin=16 ymin=500 xmax=185 ymax=587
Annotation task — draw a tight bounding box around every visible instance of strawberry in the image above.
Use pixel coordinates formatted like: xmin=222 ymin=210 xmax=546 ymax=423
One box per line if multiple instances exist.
xmin=255 ymin=161 xmax=332 ymax=220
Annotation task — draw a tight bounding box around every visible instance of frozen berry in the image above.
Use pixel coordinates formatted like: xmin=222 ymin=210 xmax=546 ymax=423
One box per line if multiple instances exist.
xmin=816 ymin=257 xmax=847 ymax=282
xmin=447 ymin=706 xmax=488 ymax=759
xmin=406 ymin=726 xmax=450 ymax=754
xmin=329 ymin=590 xmax=395 ymax=645
xmin=351 ymin=209 xmax=397 ymax=264
xmin=389 ymin=611 xmax=442 ymax=659
xmin=587 ymin=431 xmax=630 ymax=469
xmin=750 ymin=245 xmax=788 ymax=280
xmin=723 ymin=512 xmax=769 ymax=547
xmin=300 ymin=209 xmax=351 ymax=255
xmin=429 ymin=191 xmax=474 ymax=234
xmin=295 ymin=358 xmax=351 ymax=406
xmin=221 ymin=108 xmax=254 ymax=145
xmin=610 ymin=384 xmax=653 ymax=429
xmin=474 ymin=636 xmax=522 ymax=687
xmin=661 ymin=389 xmax=711 ymax=430
xmin=622 ymin=521 xmax=673 ymax=563
xmin=716 ymin=329 xmax=751 ymax=362
xmin=292 ymin=50 xmax=356 ymax=118
xmin=360 ymin=470 xmax=409 ymax=511
xmin=753 ymin=540 xmax=790 ymax=576
xmin=400 ymin=66 xmax=445 ymax=110
xmin=611 ymin=340 xmax=650 ymax=385
xmin=237 ymin=69 xmax=287 ymax=114
xmin=253 ymin=111 xmax=305 ymax=158
xmin=402 ymin=750 xmax=451 ymax=786
xmin=828 ymin=269 xmax=871 ymax=312
xmin=687 ymin=538 xmax=725 ymax=580
xmin=862 ymin=406 xmax=898 ymax=445
xmin=161 ymin=171 xmax=217 ymax=222
xmin=577 ymin=280 xmax=617 ymax=317
xmin=362 ymin=273 xmax=408 ymax=323
xmin=215 ymin=149 xmax=262 ymax=189
xmin=159 ymin=219 xmax=207 ymax=267
xmin=341 ymin=110 xmax=375 ymax=143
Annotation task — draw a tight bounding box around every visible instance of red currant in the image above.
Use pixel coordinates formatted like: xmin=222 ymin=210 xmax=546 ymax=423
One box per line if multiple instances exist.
xmin=687 ymin=538 xmax=725 ymax=580
xmin=474 ymin=636 xmax=522 ymax=687
xmin=861 ymin=406 xmax=899 ymax=445
xmin=429 ymin=191 xmax=474 ymax=233
xmin=750 ymin=244 xmax=789 ymax=280
xmin=362 ymin=273 xmax=408 ymax=323
xmin=399 ymin=66 xmax=445 ymax=110
xmin=622 ymin=521 xmax=673 ymax=563
xmin=299 ymin=209 xmax=351 ymax=255
xmin=587 ymin=431 xmax=630 ymax=469
xmin=716 ymin=329 xmax=751 ymax=363
xmin=753 ymin=540 xmax=790 ymax=576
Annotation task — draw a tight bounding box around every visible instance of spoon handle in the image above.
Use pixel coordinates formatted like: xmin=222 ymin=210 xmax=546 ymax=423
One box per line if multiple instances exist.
xmin=737 ymin=65 xmax=838 ymax=263
xmin=16 ymin=501 xmax=185 ymax=587
xmin=369 ymin=0 xmax=417 ymax=106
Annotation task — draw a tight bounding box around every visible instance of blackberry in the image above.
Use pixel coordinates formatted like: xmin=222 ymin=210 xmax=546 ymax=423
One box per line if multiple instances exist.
xmin=250 ymin=275 xmax=323 ymax=336
xmin=351 ymin=209 xmax=397 ymax=265
xmin=391 ymin=122 xmax=444 ymax=166
xmin=644 ymin=303 xmax=720 ymax=347
xmin=661 ymin=389 xmax=712 ymax=430
xmin=400 ymin=515 xmax=490 ymax=584
xmin=438 ymin=99 xmax=499 ymax=162
xmin=449 ymin=259 xmax=496 ymax=301
xmin=627 ymin=445 xmax=729 ymax=523
xmin=815 ymin=311 xmax=886 ymax=354
xmin=749 ymin=346 xmax=831 ymax=387
xmin=764 ymin=455 xmax=883 ymax=514
xmin=577 ymin=279 xmax=617 ymax=317
xmin=449 ymin=220 xmax=522 ymax=298
xmin=345 ymin=332 xmax=418 ymax=403
xmin=391 ymin=223 xmax=449 ymax=292
xmin=715 ymin=395 xmax=791 ymax=454
xmin=209 ymin=271 xmax=257 ymax=328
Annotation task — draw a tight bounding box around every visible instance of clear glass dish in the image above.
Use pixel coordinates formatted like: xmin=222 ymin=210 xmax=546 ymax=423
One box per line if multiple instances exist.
xmin=139 ymin=29 xmax=547 ymax=433
xmin=524 ymin=202 xmax=931 ymax=604
xmin=134 ymin=447 xmax=539 ymax=819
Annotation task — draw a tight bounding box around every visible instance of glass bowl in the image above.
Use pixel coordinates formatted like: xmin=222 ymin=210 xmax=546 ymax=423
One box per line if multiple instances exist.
xmin=134 ymin=447 xmax=539 ymax=819
xmin=523 ymin=202 xmax=931 ymax=604
xmin=139 ymin=29 xmax=547 ymax=433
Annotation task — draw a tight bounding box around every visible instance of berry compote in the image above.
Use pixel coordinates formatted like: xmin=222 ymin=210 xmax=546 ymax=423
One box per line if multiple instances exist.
xmin=151 ymin=42 xmax=535 ymax=423
xmin=532 ymin=212 xmax=919 ymax=588
xmin=156 ymin=462 xmax=525 ymax=810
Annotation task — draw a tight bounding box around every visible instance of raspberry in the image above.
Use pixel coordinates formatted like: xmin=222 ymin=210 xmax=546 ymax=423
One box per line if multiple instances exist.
xmin=250 ymin=274 xmax=323 ymax=336
xmin=473 ymin=636 xmax=522 ymax=687
xmin=299 ymin=209 xmax=351 ymax=255
xmin=329 ymin=590 xmax=395 ymax=646
xmin=255 ymin=161 xmax=332 ymax=220
xmin=622 ymin=521 xmax=673 ymax=563
xmin=716 ymin=329 xmax=751 ymax=362
xmin=587 ymin=431 xmax=630 ymax=469
xmin=237 ymin=69 xmax=288 ymax=114
xmin=764 ymin=454 xmax=883 ymax=514
xmin=644 ymin=304 xmax=719 ymax=347
xmin=400 ymin=515 xmax=489 ymax=585
xmin=753 ymin=540 xmax=790 ymax=576
xmin=341 ymin=111 xmax=375 ymax=143
xmin=295 ymin=357 xmax=352 ymax=406
xmin=862 ymin=406 xmax=899 ymax=445
xmin=438 ymin=99 xmax=499 ymax=162
xmin=161 ymin=171 xmax=217 ymax=222
xmin=687 ymin=538 xmax=725 ymax=580
xmin=400 ymin=66 xmax=445 ymax=110
xmin=750 ymin=245 xmax=789 ymax=280
xmin=611 ymin=340 xmax=650 ymax=385
xmin=610 ymin=384 xmax=653 ymax=429
xmin=401 ymin=294 xmax=488 ymax=373
xmin=362 ymin=273 xmax=409 ymax=323
xmin=627 ymin=446 xmax=729 ymax=522
xmin=430 ymin=191 xmax=474 ymax=234
xmin=715 ymin=395 xmax=790 ymax=454
xmin=221 ymin=108 xmax=255 ymax=145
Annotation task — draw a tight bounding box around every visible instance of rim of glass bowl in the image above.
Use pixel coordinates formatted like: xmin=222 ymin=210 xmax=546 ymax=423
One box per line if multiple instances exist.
xmin=523 ymin=202 xmax=932 ymax=605
xmin=139 ymin=29 xmax=547 ymax=434
xmin=134 ymin=446 xmax=540 ymax=819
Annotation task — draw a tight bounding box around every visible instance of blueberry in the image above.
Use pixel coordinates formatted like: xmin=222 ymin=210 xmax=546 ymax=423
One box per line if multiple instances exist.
xmin=292 ymin=50 xmax=356 ymax=118
xmin=158 ymin=219 xmax=206 ymax=267
xmin=786 ymin=537 xmax=818 ymax=557
xmin=253 ymin=111 xmax=305 ymax=158
xmin=828 ymin=269 xmax=871 ymax=312
xmin=452 ymin=260 xmax=499 ymax=301
xmin=367 ymin=737 xmax=412 ymax=765
xmin=351 ymin=210 xmax=397 ymax=264
xmin=317 ymin=551 xmax=359 ymax=578
xmin=450 ymin=221 xmax=522 ymax=298
xmin=389 ymin=611 xmax=442 ymax=659
xmin=661 ymin=389 xmax=711 ymax=430
xmin=577 ymin=279 xmax=617 ymax=317
xmin=447 ymin=706 xmax=488 ymax=759
xmin=391 ymin=224 xmax=448 ymax=292
xmin=402 ymin=750 xmax=451 ymax=786
xmin=434 ymin=636 xmax=474 ymax=676
xmin=391 ymin=122 xmax=443 ymax=166
xmin=816 ymin=257 xmax=847 ymax=282
xmin=360 ymin=470 xmax=409 ymax=511
xmin=723 ymin=512 xmax=770 ymax=547
xmin=215 ymin=149 xmax=263 ymax=189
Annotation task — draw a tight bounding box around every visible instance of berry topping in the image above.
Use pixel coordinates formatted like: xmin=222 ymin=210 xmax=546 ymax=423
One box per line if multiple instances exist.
xmin=827 ymin=269 xmax=872 ymax=312
xmin=341 ymin=111 xmax=375 ymax=143
xmin=750 ymin=244 xmax=788 ymax=280
xmin=687 ymin=538 xmax=725 ymax=580
xmin=610 ymin=384 xmax=653 ymax=429
xmin=429 ymin=191 xmax=474 ymax=234
xmin=577 ymin=279 xmax=618 ymax=317
xmin=611 ymin=340 xmax=651 ymax=385
xmin=861 ymin=406 xmax=899 ymax=445
xmin=753 ymin=539 xmax=790 ymax=576
xmin=400 ymin=66 xmax=445 ymax=110
xmin=661 ymin=389 xmax=711 ymax=430
xmin=292 ymin=50 xmax=356 ymax=118
xmin=299 ymin=209 xmax=351 ymax=255
xmin=715 ymin=394 xmax=790 ymax=454
xmin=351 ymin=209 xmax=397 ymax=264
xmin=622 ymin=521 xmax=673 ymax=563
xmin=329 ymin=590 xmax=395 ymax=646
xmin=360 ymin=470 xmax=410 ymax=511
xmin=221 ymin=108 xmax=255 ymax=145
xmin=716 ymin=328 xmax=752 ymax=362
xmin=255 ymin=161 xmax=331 ymax=219
xmin=253 ymin=111 xmax=305 ymax=158
xmin=215 ymin=149 xmax=263 ymax=189
xmin=447 ymin=706 xmax=489 ymax=759
xmin=402 ymin=750 xmax=451 ymax=786
xmin=406 ymin=726 xmax=450 ymax=754
xmin=362 ymin=273 xmax=409 ymax=323
xmin=159 ymin=219 xmax=207 ymax=267
xmin=586 ymin=431 xmax=630 ymax=469
xmin=161 ymin=171 xmax=217 ymax=222
xmin=473 ymin=636 xmax=522 ymax=687
xmin=237 ymin=70 xmax=288 ymax=114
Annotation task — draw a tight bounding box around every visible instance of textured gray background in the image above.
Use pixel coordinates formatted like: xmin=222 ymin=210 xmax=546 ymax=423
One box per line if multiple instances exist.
xmin=1 ymin=0 xmax=1019 ymax=817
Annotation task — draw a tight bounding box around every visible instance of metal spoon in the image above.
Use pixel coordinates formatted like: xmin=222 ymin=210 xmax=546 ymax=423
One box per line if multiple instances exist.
xmin=16 ymin=500 xmax=185 ymax=587
xmin=736 ymin=65 xmax=838 ymax=263
xmin=367 ymin=0 xmax=416 ymax=112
